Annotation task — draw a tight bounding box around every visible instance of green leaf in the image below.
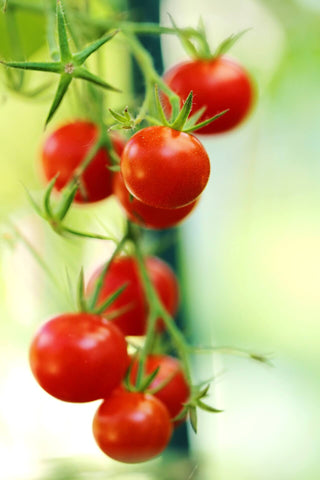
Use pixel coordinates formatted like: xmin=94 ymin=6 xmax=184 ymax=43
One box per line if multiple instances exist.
xmin=214 ymin=29 xmax=251 ymax=58
xmin=185 ymin=106 xmax=206 ymax=129
xmin=56 ymin=0 xmax=72 ymax=62
xmin=45 ymin=74 xmax=72 ymax=126
xmin=74 ymin=66 xmax=121 ymax=92
xmin=73 ymin=30 xmax=119 ymax=65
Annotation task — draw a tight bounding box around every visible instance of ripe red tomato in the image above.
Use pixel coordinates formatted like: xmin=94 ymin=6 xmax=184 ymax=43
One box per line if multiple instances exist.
xmin=41 ymin=120 xmax=124 ymax=203
xmin=120 ymin=126 xmax=210 ymax=209
xmin=29 ymin=313 xmax=128 ymax=402
xmin=93 ymin=390 xmax=172 ymax=463
xmin=162 ymin=56 xmax=254 ymax=134
xmin=113 ymin=172 xmax=198 ymax=229
xmin=86 ymin=256 xmax=179 ymax=336
xmin=129 ymin=355 xmax=190 ymax=424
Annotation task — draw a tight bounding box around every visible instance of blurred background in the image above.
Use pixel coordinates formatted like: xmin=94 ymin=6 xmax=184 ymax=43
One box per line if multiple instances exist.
xmin=1 ymin=0 xmax=320 ymax=479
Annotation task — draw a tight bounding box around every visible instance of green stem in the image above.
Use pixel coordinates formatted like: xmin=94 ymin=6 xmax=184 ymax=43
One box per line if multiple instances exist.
xmin=88 ymin=234 xmax=129 ymax=310
xmin=124 ymin=33 xmax=180 ymax=120
xmin=133 ymin=227 xmax=192 ymax=386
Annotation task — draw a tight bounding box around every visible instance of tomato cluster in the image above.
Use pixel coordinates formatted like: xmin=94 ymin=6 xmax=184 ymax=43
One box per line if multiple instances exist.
xmin=29 ymin=254 xmax=190 ymax=463
xmin=28 ymin=26 xmax=255 ymax=463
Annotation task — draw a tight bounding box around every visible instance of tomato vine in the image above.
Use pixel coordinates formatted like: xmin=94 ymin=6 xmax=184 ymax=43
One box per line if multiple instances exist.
xmin=0 ymin=0 xmax=269 ymax=465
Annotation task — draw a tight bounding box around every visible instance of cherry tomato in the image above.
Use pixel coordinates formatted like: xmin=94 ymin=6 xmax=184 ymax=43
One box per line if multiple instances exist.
xmin=129 ymin=355 xmax=190 ymax=425
xmin=86 ymin=256 xmax=179 ymax=336
xmin=120 ymin=126 xmax=210 ymax=209
xmin=93 ymin=390 xmax=172 ymax=463
xmin=162 ymin=56 xmax=254 ymax=134
xmin=41 ymin=120 xmax=124 ymax=203
xmin=29 ymin=313 xmax=128 ymax=402
xmin=113 ymin=172 xmax=198 ymax=229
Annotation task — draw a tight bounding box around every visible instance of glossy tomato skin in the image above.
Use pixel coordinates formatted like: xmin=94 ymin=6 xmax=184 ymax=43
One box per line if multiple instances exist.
xmin=113 ymin=172 xmax=198 ymax=229
xmin=163 ymin=56 xmax=254 ymax=134
xmin=93 ymin=390 xmax=172 ymax=463
xmin=29 ymin=313 xmax=128 ymax=402
xmin=129 ymin=355 xmax=190 ymax=424
xmin=86 ymin=256 xmax=179 ymax=336
xmin=41 ymin=120 xmax=124 ymax=203
xmin=120 ymin=126 xmax=210 ymax=209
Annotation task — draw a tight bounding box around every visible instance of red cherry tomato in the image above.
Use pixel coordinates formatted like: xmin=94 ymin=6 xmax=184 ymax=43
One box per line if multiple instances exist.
xmin=86 ymin=256 xmax=179 ymax=336
xmin=162 ymin=56 xmax=254 ymax=134
xmin=41 ymin=120 xmax=124 ymax=203
xmin=120 ymin=126 xmax=210 ymax=209
xmin=129 ymin=355 xmax=190 ymax=425
xmin=93 ymin=390 xmax=172 ymax=463
xmin=113 ymin=172 xmax=198 ymax=229
xmin=29 ymin=313 xmax=128 ymax=402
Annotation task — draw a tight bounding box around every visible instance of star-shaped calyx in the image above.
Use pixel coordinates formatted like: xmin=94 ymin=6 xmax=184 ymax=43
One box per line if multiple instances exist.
xmin=0 ymin=0 xmax=120 ymax=125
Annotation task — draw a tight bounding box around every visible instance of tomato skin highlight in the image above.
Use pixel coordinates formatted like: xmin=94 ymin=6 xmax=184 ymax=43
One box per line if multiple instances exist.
xmin=93 ymin=390 xmax=172 ymax=463
xmin=41 ymin=120 xmax=124 ymax=203
xmin=163 ymin=56 xmax=254 ymax=134
xmin=86 ymin=256 xmax=179 ymax=336
xmin=129 ymin=355 xmax=190 ymax=425
xmin=113 ymin=172 xmax=198 ymax=229
xmin=120 ymin=126 xmax=210 ymax=209
xmin=29 ymin=313 xmax=128 ymax=403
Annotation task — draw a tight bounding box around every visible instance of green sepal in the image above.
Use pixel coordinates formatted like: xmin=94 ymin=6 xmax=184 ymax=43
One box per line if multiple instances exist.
xmin=74 ymin=66 xmax=121 ymax=92
xmin=56 ymin=0 xmax=72 ymax=62
xmin=72 ymin=30 xmax=119 ymax=65
xmin=56 ymin=182 xmax=79 ymax=221
xmin=189 ymin=406 xmax=198 ymax=433
xmin=168 ymin=14 xmax=198 ymax=59
xmin=108 ymin=164 xmax=121 ymax=172
xmin=76 ymin=267 xmax=87 ymax=312
xmin=92 ymin=282 xmax=128 ymax=315
xmin=138 ymin=366 xmax=160 ymax=391
xmin=170 ymin=91 xmax=193 ymax=131
xmin=154 ymin=84 xmax=170 ymax=126
xmin=22 ymin=185 xmax=45 ymax=219
xmin=197 ymin=400 xmax=223 ymax=413
xmin=45 ymin=74 xmax=72 ymax=126
xmin=183 ymin=109 xmax=228 ymax=133
xmin=43 ymin=175 xmax=58 ymax=219
xmin=213 ymin=29 xmax=251 ymax=58
xmin=0 ymin=60 xmax=61 ymax=74
xmin=184 ymin=106 xmax=206 ymax=130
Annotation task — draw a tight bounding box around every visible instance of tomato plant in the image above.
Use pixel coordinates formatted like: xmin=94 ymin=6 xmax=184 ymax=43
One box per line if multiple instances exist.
xmin=41 ymin=121 xmax=124 ymax=203
xmin=120 ymin=126 xmax=210 ymax=209
xmin=162 ymin=56 xmax=254 ymax=134
xmin=1 ymin=0 xmax=267 ymax=465
xmin=129 ymin=354 xmax=190 ymax=424
xmin=93 ymin=390 xmax=172 ymax=463
xmin=86 ymin=255 xmax=179 ymax=336
xmin=113 ymin=172 xmax=198 ymax=229
xmin=29 ymin=313 xmax=128 ymax=402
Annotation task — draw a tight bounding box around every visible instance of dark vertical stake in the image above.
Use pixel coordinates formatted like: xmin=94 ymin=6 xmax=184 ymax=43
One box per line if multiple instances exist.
xmin=128 ymin=0 xmax=189 ymax=454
